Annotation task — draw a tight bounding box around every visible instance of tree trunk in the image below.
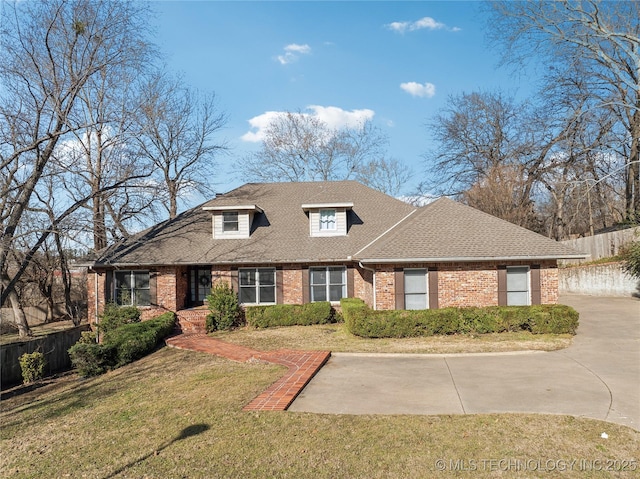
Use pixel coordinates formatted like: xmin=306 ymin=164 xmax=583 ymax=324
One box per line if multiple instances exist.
xmin=2 ymin=277 xmax=31 ymax=338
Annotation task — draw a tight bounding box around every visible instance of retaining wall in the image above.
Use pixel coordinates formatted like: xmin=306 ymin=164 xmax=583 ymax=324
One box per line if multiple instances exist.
xmin=559 ymin=262 xmax=639 ymax=297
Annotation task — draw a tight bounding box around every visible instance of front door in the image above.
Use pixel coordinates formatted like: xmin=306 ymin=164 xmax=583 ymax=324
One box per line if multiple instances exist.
xmin=189 ymin=266 xmax=212 ymax=306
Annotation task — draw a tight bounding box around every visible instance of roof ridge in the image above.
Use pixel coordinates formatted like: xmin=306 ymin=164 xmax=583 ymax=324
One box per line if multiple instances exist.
xmin=353 ymin=208 xmax=418 ymax=258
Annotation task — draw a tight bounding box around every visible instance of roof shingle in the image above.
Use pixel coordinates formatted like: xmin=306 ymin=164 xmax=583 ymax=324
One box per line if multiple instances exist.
xmin=354 ymin=197 xmax=585 ymax=261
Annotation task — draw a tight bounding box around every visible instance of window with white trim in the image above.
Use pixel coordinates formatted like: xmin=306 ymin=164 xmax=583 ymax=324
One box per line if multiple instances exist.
xmin=507 ymin=266 xmax=529 ymax=305
xmin=404 ymin=269 xmax=428 ymax=310
xmin=115 ymin=270 xmax=150 ymax=306
xmin=310 ymin=266 xmax=346 ymax=302
xmin=319 ymin=209 xmax=336 ymax=231
xmin=239 ymin=268 xmax=276 ymax=304
xmin=222 ymin=211 xmax=239 ymax=232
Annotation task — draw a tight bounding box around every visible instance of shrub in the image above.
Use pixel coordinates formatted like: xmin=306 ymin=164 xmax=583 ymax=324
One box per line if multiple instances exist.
xmin=103 ymin=312 xmax=176 ymax=368
xmin=620 ymin=240 xmax=640 ymax=279
xmin=98 ymin=303 xmax=141 ymax=335
xmin=77 ymin=330 xmax=97 ymax=344
xmin=245 ymin=302 xmax=334 ymax=328
xmin=69 ymin=312 xmax=176 ymax=376
xmin=68 ymin=342 xmax=115 ymax=377
xmin=206 ymin=282 xmax=241 ymax=332
xmin=19 ymin=351 xmax=46 ymax=383
xmin=341 ymin=299 xmax=579 ymax=338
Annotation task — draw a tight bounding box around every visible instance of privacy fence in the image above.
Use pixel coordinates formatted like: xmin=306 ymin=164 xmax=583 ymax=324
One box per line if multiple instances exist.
xmin=1 ymin=324 xmax=89 ymax=387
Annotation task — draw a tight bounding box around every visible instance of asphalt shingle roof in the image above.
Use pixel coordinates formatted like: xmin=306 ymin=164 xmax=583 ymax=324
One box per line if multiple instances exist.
xmin=354 ymin=197 xmax=585 ymax=262
xmin=90 ymin=181 xmax=415 ymax=266
xmin=89 ymin=182 xmax=584 ymax=267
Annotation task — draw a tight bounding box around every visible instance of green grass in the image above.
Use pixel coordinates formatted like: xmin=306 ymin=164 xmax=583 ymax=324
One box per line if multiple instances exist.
xmin=2 ymin=347 xmax=638 ymax=478
xmin=211 ymin=323 xmax=573 ymax=353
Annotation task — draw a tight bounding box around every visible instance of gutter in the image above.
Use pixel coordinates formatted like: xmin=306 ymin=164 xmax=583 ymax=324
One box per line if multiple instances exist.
xmin=356 ymin=254 xmax=588 ymax=263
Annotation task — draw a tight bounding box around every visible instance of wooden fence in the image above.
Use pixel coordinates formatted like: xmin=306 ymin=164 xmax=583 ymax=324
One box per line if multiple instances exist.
xmin=561 ymin=227 xmax=638 ymax=264
xmin=0 ymin=324 xmax=89 ymax=388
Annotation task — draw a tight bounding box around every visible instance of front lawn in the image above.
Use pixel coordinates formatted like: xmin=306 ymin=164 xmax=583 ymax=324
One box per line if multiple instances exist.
xmin=2 ymin=347 xmax=637 ymax=478
xmin=211 ymin=322 xmax=573 ymax=354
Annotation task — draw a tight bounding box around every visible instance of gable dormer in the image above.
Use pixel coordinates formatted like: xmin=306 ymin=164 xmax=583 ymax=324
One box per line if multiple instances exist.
xmin=203 ymin=204 xmax=263 ymax=239
xmin=302 ymin=202 xmax=353 ymax=237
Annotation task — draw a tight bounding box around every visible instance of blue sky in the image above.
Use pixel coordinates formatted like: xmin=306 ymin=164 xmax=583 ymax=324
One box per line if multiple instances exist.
xmin=154 ymin=1 xmax=535 ymax=197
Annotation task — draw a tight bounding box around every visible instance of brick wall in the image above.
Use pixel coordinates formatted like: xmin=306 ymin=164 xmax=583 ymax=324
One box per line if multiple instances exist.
xmin=435 ymin=262 xmax=498 ymax=308
xmin=372 ymin=260 xmax=559 ymax=310
xmin=540 ymin=265 xmax=559 ymax=304
xmin=283 ymin=268 xmax=303 ymax=304
xmin=86 ymin=270 xmax=104 ymax=324
xmin=353 ymin=265 xmax=374 ymax=307
xmin=374 ymin=266 xmax=396 ymax=310
xmin=87 ymin=261 xmax=560 ymax=318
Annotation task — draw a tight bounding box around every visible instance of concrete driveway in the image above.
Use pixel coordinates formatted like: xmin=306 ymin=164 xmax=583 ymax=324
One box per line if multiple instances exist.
xmin=288 ymin=295 xmax=640 ymax=430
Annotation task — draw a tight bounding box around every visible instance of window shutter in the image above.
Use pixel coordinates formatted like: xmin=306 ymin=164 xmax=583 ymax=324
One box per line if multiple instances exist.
xmin=530 ymin=265 xmax=541 ymax=305
xmin=428 ymin=268 xmax=439 ymax=309
xmin=302 ymin=268 xmax=310 ymax=303
xmin=149 ymin=271 xmax=157 ymax=306
xmin=394 ymin=269 xmax=404 ymax=310
xmin=105 ymin=270 xmax=113 ymax=303
xmin=347 ymin=267 xmax=355 ymax=298
xmin=276 ymin=268 xmax=284 ymax=304
xmin=497 ymin=266 xmax=507 ymax=306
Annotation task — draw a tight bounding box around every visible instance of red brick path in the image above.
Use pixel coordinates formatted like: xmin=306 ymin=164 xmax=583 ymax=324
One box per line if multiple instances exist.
xmin=165 ymin=334 xmax=330 ymax=411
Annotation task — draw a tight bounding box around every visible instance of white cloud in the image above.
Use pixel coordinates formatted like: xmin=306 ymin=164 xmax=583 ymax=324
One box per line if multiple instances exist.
xmin=241 ymin=111 xmax=285 ymax=142
xmin=400 ymin=82 xmax=436 ymax=98
xmin=276 ymin=43 xmax=311 ymax=65
xmin=241 ymin=106 xmax=375 ymax=143
xmin=385 ymin=16 xmax=459 ymax=33
xmin=307 ymin=105 xmax=374 ymax=130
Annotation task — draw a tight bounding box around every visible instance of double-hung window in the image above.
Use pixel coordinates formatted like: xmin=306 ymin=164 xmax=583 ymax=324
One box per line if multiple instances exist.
xmin=404 ymin=269 xmax=428 ymax=310
xmin=115 ymin=270 xmax=150 ymax=306
xmin=222 ymin=211 xmax=239 ymax=232
xmin=507 ymin=266 xmax=529 ymax=305
xmin=310 ymin=266 xmax=346 ymax=302
xmin=239 ymin=268 xmax=276 ymax=304
xmin=319 ymin=209 xmax=336 ymax=231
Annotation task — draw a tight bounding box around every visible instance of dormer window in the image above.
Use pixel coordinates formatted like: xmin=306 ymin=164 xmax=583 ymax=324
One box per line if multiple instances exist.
xmin=203 ymin=204 xmax=263 ymax=239
xmin=302 ymin=202 xmax=353 ymax=237
xmin=222 ymin=211 xmax=239 ymax=232
xmin=319 ymin=209 xmax=336 ymax=231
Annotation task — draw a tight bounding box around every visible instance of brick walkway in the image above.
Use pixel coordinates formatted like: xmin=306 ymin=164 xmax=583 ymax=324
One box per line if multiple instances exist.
xmin=165 ymin=334 xmax=330 ymax=411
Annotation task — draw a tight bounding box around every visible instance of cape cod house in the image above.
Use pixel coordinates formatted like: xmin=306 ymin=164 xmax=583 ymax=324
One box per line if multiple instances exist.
xmin=85 ymin=181 xmax=585 ymax=331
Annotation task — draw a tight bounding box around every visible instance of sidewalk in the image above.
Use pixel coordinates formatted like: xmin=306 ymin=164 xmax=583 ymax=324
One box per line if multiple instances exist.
xmin=165 ymin=334 xmax=330 ymax=411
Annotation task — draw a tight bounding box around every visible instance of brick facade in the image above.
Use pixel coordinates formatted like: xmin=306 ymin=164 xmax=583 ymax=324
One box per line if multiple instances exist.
xmin=88 ymin=260 xmax=560 ymax=320
xmin=371 ymin=260 xmax=559 ymax=310
xmin=437 ymin=263 xmax=499 ymax=308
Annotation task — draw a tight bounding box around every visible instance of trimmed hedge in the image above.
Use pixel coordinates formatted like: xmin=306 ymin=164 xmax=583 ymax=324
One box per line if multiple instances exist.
xmin=245 ymin=302 xmax=334 ymax=328
xmin=69 ymin=312 xmax=176 ymax=377
xmin=341 ymin=298 xmax=579 ymax=338
xmin=98 ymin=303 xmax=141 ymax=334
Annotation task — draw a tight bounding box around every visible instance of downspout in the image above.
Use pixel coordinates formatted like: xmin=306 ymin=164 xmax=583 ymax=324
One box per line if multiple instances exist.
xmin=358 ymin=262 xmax=377 ymax=310
xmin=89 ymin=266 xmax=99 ymax=343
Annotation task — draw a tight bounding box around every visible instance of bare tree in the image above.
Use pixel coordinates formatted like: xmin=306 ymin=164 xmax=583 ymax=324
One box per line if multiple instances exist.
xmin=422 ymin=91 xmax=527 ymax=195
xmin=422 ymin=89 xmax=613 ymax=237
xmin=0 ymin=0 xmax=153 ymax=335
xmin=240 ymin=111 xmax=412 ymax=195
xmin=485 ymin=0 xmax=640 ymax=220
xmin=61 ymin=46 xmax=156 ymax=251
xmin=137 ymin=71 xmax=228 ymax=219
